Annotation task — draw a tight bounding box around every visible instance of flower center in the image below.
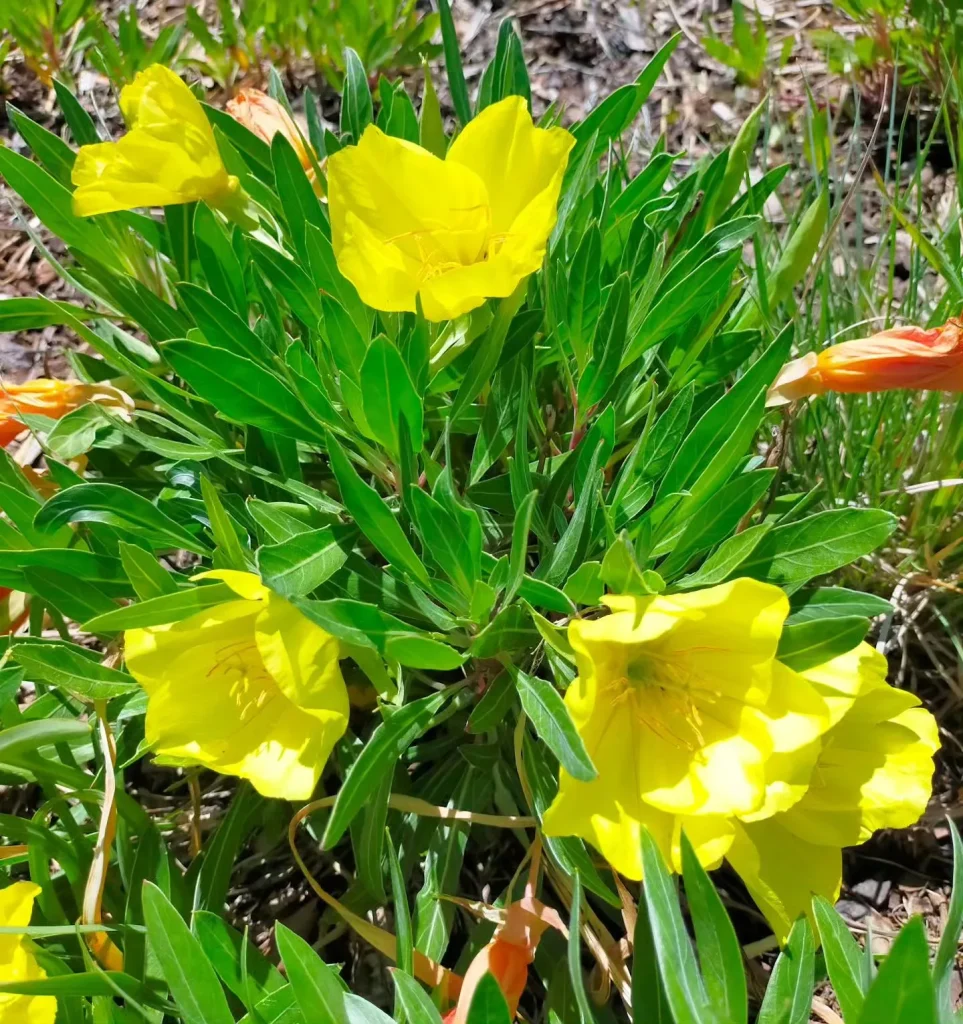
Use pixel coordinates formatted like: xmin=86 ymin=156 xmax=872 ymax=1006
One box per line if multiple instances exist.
xmin=207 ymin=640 xmax=276 ymax=722
xmin=618 ymin=648 xmax=708 ymax=752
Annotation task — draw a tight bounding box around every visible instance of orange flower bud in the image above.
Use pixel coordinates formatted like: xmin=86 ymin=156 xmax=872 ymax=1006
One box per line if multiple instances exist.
xmin=447 ymin=896 xmax=565 ymax=1024
xmin=0 ymin=379 xmax=134 ymax=447
xmin=226 ymin=89 xmax=321 ymax=187
xmin=767 ymin=319 xmax=963 ymax=406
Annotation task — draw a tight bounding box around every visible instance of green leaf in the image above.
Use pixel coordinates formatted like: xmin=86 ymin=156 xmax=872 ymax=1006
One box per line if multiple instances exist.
xmin=658 ymin=329 xmax=791 ymax=503
xmin=466 ymin=972 xmax=512 ymax=1024
xmin=656 ymin=469 xmax=775 ymax=571
xmin=24 ymin=565 xmax=116 ymax=623
xmin=738 ymin=509 xmax=898 ymax=589
xmin=0 ymin=548 xmax=130 ymax=596
xmin=54 ymin=79 xmax=99 ymax=145
xmin=419 ymin=64 xmax=448 ymax=159
xmin=361 ymin=336 xmax=424 ymax=456
xmin=272 ymin=131 xmax=325 ymax=261
xmin=449 ymin=288 xmax=524 ymax=429
xmin=776 ymin=616 xmax=870 ymax=672
xmin=680 ymin=832 xmax=747 ymax=1024
xmin=409 ymin=487 xmax=479 ymax=599
xmin=633 ymin=896 xmax=672 ymax=1023
xmin=470 ymin=604 xmax=539 ymax=658
xmin=715 ymin=94 xmax=767 ymax=217
xmin=0 ymin=297 xmax=102 ymax=332
xmin=193 ymin=911 xmax=285 ymax=1008
xmin=734 ymin=191 xmax=829 ymax=330
xmin=341 ymin=48 xmax=374 ymax=141
xmin=34 ymin=482 xmax=210 ymax=555
xmin=437 ymin=0 xmax=471 ymax=126
xmin=756 ymin=917 xmax=815 ymax=1024
xmin=275 ymin=922 xmax=347 ymax=1024
xmin=164 ymin=340 xmax=325 ymax=445
xmin=322 ymin=689 xmax=452 ymax=848
xmin=675 ymin=522 xmax=773 ymax=590
xmin=858 ymin=917 xmax=937 ymax=1024
xmin=601 ymin=533 xmax=664 ymax=596
xmin=391 ymin=969 xmax=444 ymax=1024
xmin=577 ymin=272 xmax=630 ymax=410
xmin=812 ymin=895 xmax=865 ymax=1021
xmin=571 ymin=34 xmax=680 ymax=161
xmin=568 ymin=874 xmax=597 ymax=1024
xmin=787 ymin=587 xmax=891 ymax=624
xmin=194 ymin=784 xmax=260 ymax=914
xmin=83 ymin=582 xmax=236 ymax=633
xmin=142 ymin=882 xmax=234 ymax=1024
xmin=0 ymin=145 xmax=120 ymax=270
xmin=257 ymin=525 xmax=355 ymax=599
xmin=514 ymin=667 xmax=596 ymax=782
xmin=346 ymin=993 xmax=395 ymax=1024
xmin=566 ymin=223 xmax=602 ymax=368
xmin=201 ymin=475 xmax=250 ymax=571
xmin=503 ymin=490 xmax=536 ymax=608
xmin=326 ymin=434 xmax=429 ymax=586
xmin=0 ymin=718 xmax=90 ymax=761
xmin=386 ymin=833 xmax=413 ymax=978
xmin=934 ymin=818 xmax=963 ymax=1018
xmin=466 ymin=669 xmax=515 ymax=734
xmin=177 ymin=283 xmax=263 ymax=364
xmin=13 ymin=642 xmax=138 ymax=700
xmin=193 ymin=203 xmax=247 ymax=318
xmin=640 ymin=829 xmax=717 ymax=1024
xmin=43 ymin=403 xmax=110 ymax=460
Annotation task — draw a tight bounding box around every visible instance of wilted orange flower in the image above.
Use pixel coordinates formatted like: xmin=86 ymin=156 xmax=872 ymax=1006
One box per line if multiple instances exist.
xmin=226 ymin=89 xmax=321 ymax=189
xmin=767 ymin=319 xmax=963 ymax=406
xmin=443 ymin=894 xmax=566 ymax=1024
xmin=0 ymin=379 xmax=134 ymax=447
xmin=0 ymin=588 xmax=28 ymax=636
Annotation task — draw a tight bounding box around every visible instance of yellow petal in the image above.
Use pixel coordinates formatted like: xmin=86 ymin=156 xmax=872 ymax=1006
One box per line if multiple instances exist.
xmin=72 ymin=139 xmax=193 ymax=215
xmin=335 ymin=209 xmax=421 ymax=313
xmin=254 ymin=590 xmax=347 ymax=722
xmin=800 ymin=641 xmax=888 ymax=726
xmin=446 ymin=96 xmax=574 ymax=236
xmin=125 ymin=593 xmax=348 ymax=800
xmin=727 ymin=819 xmax=842 ymax=944
xmin=72 ymin=64 xmax=230 ymax=216
xmin=0 ymin=883 xmax=56 ymax=1024
xmin=740 ymin=662 xmax=830 ymax=821
xmin=780 ymin=683 xmax=936 ymax=847
xmin=563 ymin=579 xmax=788 ymax=820
xmin=193 ymin=569 xmax=271 ymax=602
xmin=0 ymin=882 xmax=40 ymax=929
xmin=120 ymin=65 xmax=208 ymax=134
xmin=601 ymin=577 xmax=788 ymax=706
xmin=542 ymin=732 xmax=678 ymax=880
xmin=327 ymin=125 xmax=490 ymax=314
xmin=419 ymin=251 xmax=525 ymax=321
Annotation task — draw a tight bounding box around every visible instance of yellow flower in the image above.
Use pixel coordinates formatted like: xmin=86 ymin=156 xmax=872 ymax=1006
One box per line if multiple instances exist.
xmin=327 ymin=96 xmax=574 ymax=321
xmin=725 ymin=643 xmax=938 ymax=940
xmin=72 ymin=65 xmax=243 ymax=218
xmin=124 ymin=570 xmax=348 ymax=800
xmin=541 ymin=579 xmax=829 ymax=878
xmin=0 ymin=882 xmax=56 ymax=1024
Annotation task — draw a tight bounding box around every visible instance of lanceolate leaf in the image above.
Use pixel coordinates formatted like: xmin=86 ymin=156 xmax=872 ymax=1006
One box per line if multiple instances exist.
xmin=322 ymin=689 xmax=453 ymax=848
xmin=326 ymin=433 xmax=430 ymax=586
xmin=514 ymin=667 xmax=596 ymax=782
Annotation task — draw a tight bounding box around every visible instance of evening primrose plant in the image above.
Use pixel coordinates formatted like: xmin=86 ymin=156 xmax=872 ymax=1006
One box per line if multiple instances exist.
xmin=0 ymin=13 xmax=952 ymax=1022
